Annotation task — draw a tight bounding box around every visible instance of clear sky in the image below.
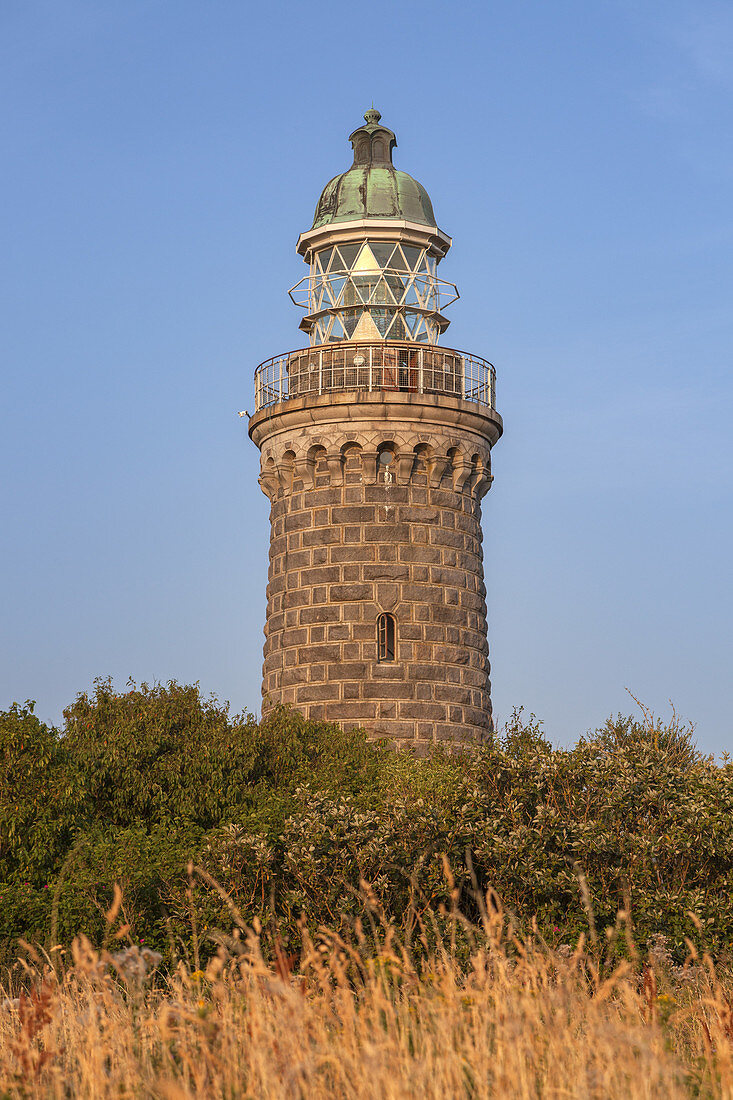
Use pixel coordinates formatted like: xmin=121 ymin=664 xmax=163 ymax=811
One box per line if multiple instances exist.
xmin=1 ymin=0 xmax=731 ymax=753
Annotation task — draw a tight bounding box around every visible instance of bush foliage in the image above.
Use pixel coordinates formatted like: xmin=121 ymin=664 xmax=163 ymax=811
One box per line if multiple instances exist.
xmin=2 ymin=680 xmax=732 ymax=968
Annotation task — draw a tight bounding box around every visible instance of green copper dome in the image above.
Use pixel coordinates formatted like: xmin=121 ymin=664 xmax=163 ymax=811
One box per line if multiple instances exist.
xmin=311 ymin=110 xmax=437 ymax=230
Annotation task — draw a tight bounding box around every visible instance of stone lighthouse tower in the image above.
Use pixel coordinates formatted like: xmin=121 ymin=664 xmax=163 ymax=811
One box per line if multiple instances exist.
xmin=248 ymin=110 xmax=502 ymax=746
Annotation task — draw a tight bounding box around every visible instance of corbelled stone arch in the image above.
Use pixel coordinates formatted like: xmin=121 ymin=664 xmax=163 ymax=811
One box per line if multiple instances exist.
xmin=376 ymin=440 xmax=398 ymax=485
xmin=299 ymin=443 xmax=327 ymax=489
xmin=340 ymin=440 xmax=363 ymax=485
xmin=277 ymin=449 xmax=296 ymax=494
xmin=468 ymin=450 xmax=493 ymax=500
xmin=259 ymin=454 xmax=280 ymax=500
xmin=444 ymin=444 xmax=472 ymax=492
xmin=412 ymin=442 xmax=433 ymax=486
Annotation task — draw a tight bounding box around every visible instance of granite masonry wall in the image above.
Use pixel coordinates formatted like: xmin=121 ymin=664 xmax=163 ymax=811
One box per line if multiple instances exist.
xmin=251 ymin=396 xmax=499 ymax=747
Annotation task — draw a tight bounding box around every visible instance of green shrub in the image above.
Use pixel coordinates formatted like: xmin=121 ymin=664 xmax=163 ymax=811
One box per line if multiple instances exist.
xmin=2 ymin=681 xmax=732 ymax=969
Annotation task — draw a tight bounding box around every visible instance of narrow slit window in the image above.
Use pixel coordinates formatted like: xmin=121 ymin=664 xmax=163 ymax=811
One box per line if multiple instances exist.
xmin=377 ymin=613 xmax=396 ymax=662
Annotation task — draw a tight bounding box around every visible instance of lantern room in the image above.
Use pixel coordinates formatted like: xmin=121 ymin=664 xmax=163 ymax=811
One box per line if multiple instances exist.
xmin=289 ymin=110 xmax=459 ymax=346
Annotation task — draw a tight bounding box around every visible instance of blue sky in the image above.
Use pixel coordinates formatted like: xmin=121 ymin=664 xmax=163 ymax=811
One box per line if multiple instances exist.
xmin=1 ymin=0 xmax=731 ymax=752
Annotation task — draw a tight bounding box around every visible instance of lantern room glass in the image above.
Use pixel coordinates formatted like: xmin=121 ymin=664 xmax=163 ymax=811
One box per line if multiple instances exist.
xmin=289 ymin=240 xmax=459 ymax=347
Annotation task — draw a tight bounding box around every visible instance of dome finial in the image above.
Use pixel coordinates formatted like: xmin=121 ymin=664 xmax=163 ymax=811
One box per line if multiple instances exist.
xmin=364 ymin=107 xmax=381 ymax=126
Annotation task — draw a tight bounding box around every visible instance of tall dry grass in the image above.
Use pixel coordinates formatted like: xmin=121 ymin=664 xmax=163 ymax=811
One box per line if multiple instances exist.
xmin=3 ymin=874 xmax=733 ymax=1098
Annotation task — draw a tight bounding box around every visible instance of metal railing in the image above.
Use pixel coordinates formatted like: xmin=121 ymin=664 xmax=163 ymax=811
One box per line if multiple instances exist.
xmin=253 ymin=342 xmax=496 ymax=413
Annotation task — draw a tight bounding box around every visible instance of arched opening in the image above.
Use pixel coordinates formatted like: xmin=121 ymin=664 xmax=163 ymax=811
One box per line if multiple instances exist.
xmin=377 ymin=613 xmax=396 ymax=662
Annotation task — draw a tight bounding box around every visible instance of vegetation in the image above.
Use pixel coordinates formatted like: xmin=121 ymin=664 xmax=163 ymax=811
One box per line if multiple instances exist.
xmin=4 ymin=884 xmax=733 ymax=1097
xmin=4 ymin=680 xmax=733 ymax=1095
xmin=2 ymin=680 xmax=733 ymax=974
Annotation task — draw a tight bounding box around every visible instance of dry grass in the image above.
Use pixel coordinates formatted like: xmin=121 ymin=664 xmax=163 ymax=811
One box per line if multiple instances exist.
xmin=3 ymin=881 xmax=733 ymax=1098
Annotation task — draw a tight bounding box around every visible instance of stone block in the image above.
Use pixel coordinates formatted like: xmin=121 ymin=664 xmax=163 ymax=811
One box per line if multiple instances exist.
xmin=269 ymin=535 xmax=287 ymax=558
xmin=435 ymin=683 xmax=473 ymax=705
xmin=371 ymin=663 xmax=405 ymax=679
xmin=407 ymin=663 xmax=446 ymax=681
xmin=400 ymin=583 xmax=435 ymax=603
xmin=325 ymin=702 xmax=378 ymax=720
xmin=363 ymin=563 xmax=409 ymax=581
xmin=300 ymin=566 xmax=340 ymax=586
xmin=327 ymin=624 xmax=351 ymax=641
xmin=431 ymin=489 xmax=457 ymax=509
xmin=388 ymin=723 xmax=421 ymax=743
xmin=398 ymin=623 xmax=424 ymax=641
xmin=267 ymin=612 xmax=285 ymax=634
xmin=463 ymin=706 xmax=492 ymax=729
xmin=332 ymin=505 xmax=376 ymax=524
xmin=399 ymin=506 xmax=440 ymax=524
xmin=364 ymin=523 xmax=411 ymax=543
xmin=365 ymin=484 xmax=409 ymax=503
xmin=399 ymin=545 xmax=441 ymax=565
xmin=296 ymin=642 xmax=342 ymax=664
xmin=308 ymin=487 xmax=342 ymax=507
xmin=297 ymin=683 xmax=341 ymax=703
xmin=331 ymin=545 xmax=376 ymax=563
xmin=432 ymin=604 xmax=465 ymax=626
xmin=283 ymin=588 xmax=311 ymax=609
xmin=429 ymin=566 xmax=464 ymax=587
xmin=461 ymin=667 xmax=489 ymax=688
xmin=280 ymin=667 xmax=309 ymax=686
xmin=376 ymin=582 xmax=400 ymax=610
xmin=377 ymin=544 xmax=398 ymax=562
xmin=302 ymin=527 xmax=340 ymax=547
xmin=398 ymin=701 xmax=447 ymax=721
xmin=434 ymin=645 xmax=469 ymax=665
xmin=286 ymin=550 xmax=312 ymax=570
xmin=363 ymin=681 xmax=414 ymax=700
xmin=460 ymin=589 xmax=484 ymax=611
xmin=429 ymin=528 xmax=464 ymax=549
xmin=326 ymin=661 xmax=368 ymax=680
xmin=329 ymin=583 xmax=373 ymax=602
xmin=299 ymin=605 xmax=341 ymax=625
xmin=285 ymin=510 xmax=314 ymax=532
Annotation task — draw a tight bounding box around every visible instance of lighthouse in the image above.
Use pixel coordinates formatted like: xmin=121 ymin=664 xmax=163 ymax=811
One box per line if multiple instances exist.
xmin=248 ymin=110 xmax=503 ymax=746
